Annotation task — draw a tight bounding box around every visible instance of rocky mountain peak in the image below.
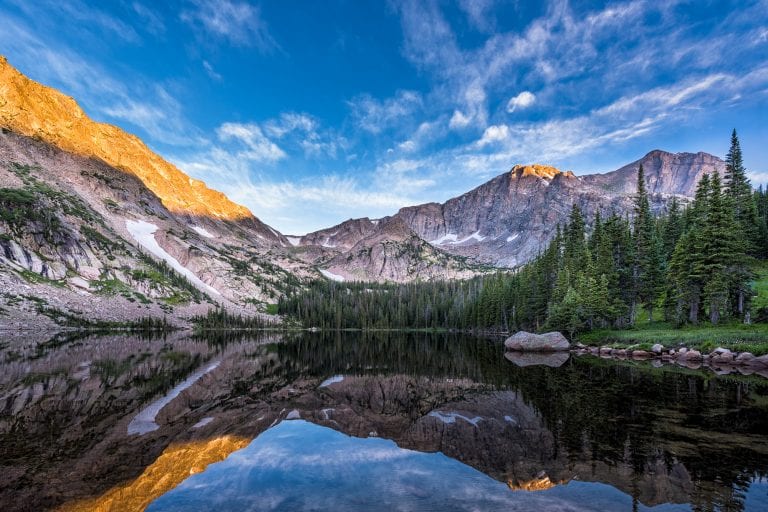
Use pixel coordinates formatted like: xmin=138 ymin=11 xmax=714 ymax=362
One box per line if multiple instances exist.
xmin=510 ymin=164 xmax=573 ymax=180
xmin=0 ymin=56 xmax=264 ymax=225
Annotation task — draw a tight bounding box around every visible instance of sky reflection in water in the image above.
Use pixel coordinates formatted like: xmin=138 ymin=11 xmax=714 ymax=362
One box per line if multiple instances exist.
xmin=147 ymin=419 xmax=693 ymax=512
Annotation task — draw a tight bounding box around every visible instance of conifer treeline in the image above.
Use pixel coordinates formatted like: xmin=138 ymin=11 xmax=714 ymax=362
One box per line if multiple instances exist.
xmin=279 ymin=131 xmax=768 ymax=335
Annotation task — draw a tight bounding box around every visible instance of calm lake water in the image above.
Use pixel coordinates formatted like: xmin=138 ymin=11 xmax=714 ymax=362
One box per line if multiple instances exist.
xmin=1 ymin=331 xmax=767 ymax=511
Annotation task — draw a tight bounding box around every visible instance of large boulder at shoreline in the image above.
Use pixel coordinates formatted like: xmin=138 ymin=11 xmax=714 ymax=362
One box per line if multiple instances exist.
xmin=504 ymin=331 xmax=570 ymax=352
xmin=678 ymin=349 xmax=703 ymax=362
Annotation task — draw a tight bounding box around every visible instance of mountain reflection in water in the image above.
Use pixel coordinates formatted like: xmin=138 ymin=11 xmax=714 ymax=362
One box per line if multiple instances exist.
xmin=0 ymin=330 xmax=767 ymax=511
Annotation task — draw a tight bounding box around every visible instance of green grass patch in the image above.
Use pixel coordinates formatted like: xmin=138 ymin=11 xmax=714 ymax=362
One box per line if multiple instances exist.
xmin=578 ymin=322 xmax=768 ymax=355
xmin=751 ymin=260 xmax=768 ymax=311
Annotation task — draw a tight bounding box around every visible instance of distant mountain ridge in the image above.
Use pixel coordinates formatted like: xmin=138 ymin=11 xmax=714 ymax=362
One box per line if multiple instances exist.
xmin=298 ymin=152 xmax=724 ymax=270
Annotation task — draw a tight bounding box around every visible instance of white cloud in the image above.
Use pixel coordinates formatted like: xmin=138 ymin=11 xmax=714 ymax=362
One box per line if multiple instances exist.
xmin=374 ymin=158 xmax=436 ymax=194
xmin=476 ymin=124 xmax=510 ymax=147
xmin=396 ymin=120 xmax=444 ymax=153
xmin=449 ymin=110 xmax=471 ymax=129
xmin=181 ymin=0 xmax=277 ymax=50
xmin=506 ymin=91 xmax=536 ymax=112
xmin=217 ymin=122 xmax=286 ymax=162
xmin=173 ymin=153 xmax=418 ymax=234
xmin=748 ymin=171 xmax=768 ymax=186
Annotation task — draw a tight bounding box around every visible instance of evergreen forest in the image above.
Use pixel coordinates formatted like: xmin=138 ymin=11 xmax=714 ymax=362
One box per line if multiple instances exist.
xmin=279 ymin=131 xmax=768 ymax=337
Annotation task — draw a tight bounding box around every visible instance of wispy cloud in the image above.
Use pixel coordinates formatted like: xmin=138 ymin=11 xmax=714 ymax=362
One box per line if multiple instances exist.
xmin=458 ymin=0 xmax=497 ymax=32
xmin=181 ymin=0 xmax=277 ymax=51
xmin=132 ymin=2 xmax=166 ymax=36
xmin=202 ymin=60 xmax=222 ymax=81
xmin=348 ymin=91 xmax=422 ymax=134
xmin=173 ymin=152 xmax=419 ymax=233
xmin=5 ymin=0 xmax=141 ymax=43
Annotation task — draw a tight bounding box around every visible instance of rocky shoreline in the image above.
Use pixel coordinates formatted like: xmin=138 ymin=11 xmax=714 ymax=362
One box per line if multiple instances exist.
xmin=573 ymin=343 xmax=768 ymax=378
xmin=504 ymin=331 xmax=768 ymax=378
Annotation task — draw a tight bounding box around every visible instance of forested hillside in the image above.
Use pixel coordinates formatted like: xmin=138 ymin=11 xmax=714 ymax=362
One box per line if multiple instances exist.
xmin=279 ymin=131 xmax=768 ymax=336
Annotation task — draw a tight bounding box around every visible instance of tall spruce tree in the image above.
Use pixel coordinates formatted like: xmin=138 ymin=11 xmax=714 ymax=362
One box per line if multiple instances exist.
xmin=662 ymin=198 xmax=683 ymax=259
xmin=725 ymin=129 xmax=760 ymax=254
xmin=701 ymin=173 xmax=741 ymax=324
xmin=669 ymin=174 xmax=710 ymax=324
xmin=632 ymin=165 xmax=663 ymax=322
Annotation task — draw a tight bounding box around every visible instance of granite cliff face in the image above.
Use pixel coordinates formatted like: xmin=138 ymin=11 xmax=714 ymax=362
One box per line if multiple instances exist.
xmin=300 ymin=155 xmax=724 ymax=268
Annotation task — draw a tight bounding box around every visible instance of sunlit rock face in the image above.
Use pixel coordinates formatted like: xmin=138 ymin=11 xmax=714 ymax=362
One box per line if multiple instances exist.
xmin=0 ymin=57 xmax=257 ymax=223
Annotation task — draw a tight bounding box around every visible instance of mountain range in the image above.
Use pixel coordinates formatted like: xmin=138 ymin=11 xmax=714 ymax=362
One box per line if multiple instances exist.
xmin=0 ymin=56 xmax=723 ymax=325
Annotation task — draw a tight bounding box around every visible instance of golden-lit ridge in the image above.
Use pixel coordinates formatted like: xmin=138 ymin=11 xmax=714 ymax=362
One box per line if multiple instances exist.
xmin=0 ymin=56 xmax=253 ymax=221
xmin=510 ymin=164 xmax=574 ymax=180
xmin=57 ymin=435 xmax=250 ymax=512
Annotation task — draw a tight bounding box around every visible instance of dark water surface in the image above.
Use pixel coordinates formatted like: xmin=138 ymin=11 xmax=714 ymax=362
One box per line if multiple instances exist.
xmin=1 ymin=331 xmax=767 ymax=511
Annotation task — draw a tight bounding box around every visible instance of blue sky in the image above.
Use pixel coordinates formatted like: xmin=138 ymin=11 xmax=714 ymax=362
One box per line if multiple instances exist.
xmin=1 ymin=0 xmax=767 ymax=234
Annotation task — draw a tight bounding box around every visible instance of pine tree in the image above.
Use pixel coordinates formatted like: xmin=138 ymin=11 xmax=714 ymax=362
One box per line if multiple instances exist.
xmin=725 ymin=129 xmax=760 ymax=254
xmin=701 ymin=173 xmax=739 ymax=324
xmin=662 ymin=197 xmax=683 ymax=259
xmin=632 ymin=165 xmax=663 ymax=322
xmin=668 ymin=174 xmax=710 ymax=324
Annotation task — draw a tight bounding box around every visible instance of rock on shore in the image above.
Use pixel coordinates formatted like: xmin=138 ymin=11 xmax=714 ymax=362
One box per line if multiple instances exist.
xmin=504 ymin=331 xmax=570 ymax=352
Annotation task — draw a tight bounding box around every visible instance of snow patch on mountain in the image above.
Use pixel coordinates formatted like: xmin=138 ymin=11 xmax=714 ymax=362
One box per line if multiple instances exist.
xmin=430 ymin=231 xmax=486 ymax=246
xmin=319 ymin=269 xmax=345 ymax=281
xmin=126 ymin=220 xmax=221 ymax=296
xmin=190 ymin=225 xmax=215 ymax=238
xmin=430 ymin=233 xmax=458 ymax=245
xmin=286 ymin=236 xmax=301 ymax=246
xmin=506 ymin=233 xmax=519 ymax=242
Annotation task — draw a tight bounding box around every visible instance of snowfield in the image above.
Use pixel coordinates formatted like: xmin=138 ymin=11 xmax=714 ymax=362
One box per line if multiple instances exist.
xmin=319 ymin=269 xmax=345 ymax=281
xmin=430 ymin=231 xmax=486 ymax=245
xmin=190 ymin=225 xmax=215 ymax=238
xmin=286 ymin=236 xmax=301 ymax=246
xmin=126 ymin=220 xmax=221 ymax=296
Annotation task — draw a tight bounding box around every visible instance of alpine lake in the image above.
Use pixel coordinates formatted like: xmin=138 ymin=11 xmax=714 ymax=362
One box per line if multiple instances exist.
xmin=1 ymin=330 xmax=767 ymax=511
